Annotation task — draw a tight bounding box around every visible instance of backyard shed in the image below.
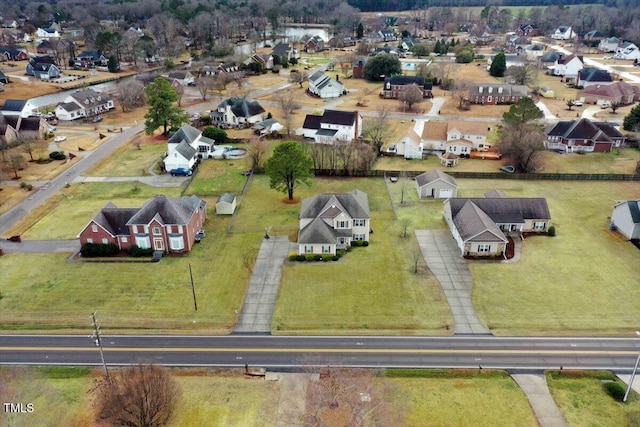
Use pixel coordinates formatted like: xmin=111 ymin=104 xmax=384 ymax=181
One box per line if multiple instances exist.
xmin=216 ymin=193 xmax=237 ymax=215
xmin=415 ymin=169 xmax=458 ymax=199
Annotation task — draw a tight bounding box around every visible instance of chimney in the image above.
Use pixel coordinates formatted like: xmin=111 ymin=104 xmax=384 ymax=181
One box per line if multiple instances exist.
xmin=354 ymin=110 xmax=360 ymax=139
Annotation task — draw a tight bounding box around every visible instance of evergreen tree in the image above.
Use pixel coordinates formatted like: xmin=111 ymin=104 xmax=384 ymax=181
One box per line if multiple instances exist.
xmin=434 ymin=40 xmax=442 ymax=55
xmin=356 ymin=22 xmax=364 ymax=39
xmin=489 ymin=52 xmax=507 ymax=77
xmin=144 ymin=78 xmax=188 ymax=136
xmin=623 ymin=104 xmax=640 ymax=131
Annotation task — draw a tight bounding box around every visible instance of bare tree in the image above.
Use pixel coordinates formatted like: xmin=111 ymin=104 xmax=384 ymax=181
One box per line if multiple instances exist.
xmin=436 ymin=62 xmax=456 ymax=90
xmin=506 ymin=63 xmax=538 ymax=86
xmin=196 ymin=76 xmax=215 ymax=101
xmin=566 ymin=100 xmax=575 ymax=111
xmin=399 ymin=83 xmax=424 ymax=111
xmin=498 ymin=123 xmax=546 ymax=173
xmin=610 ymin=100 xmax=621 ymax=114
xmin=452 ymin=78 xmax=471 ymax=109
xmin=19 ymin=138 xmax=44 ymax=161
xmin=273 ymin=89 xmax=300 ymax=135
xmin=356 ymin=87 xmax=375 ymax=107
xmin=115 ymin=79 xmax=146 ymax=112
xmin=289 ymin=71 xmax=309 ymax=88
xmin=8 ymin=154 xmax=24 ymax=179
xmin=93 ymin=364 xmax=181 ymax=427
xmin=247 ymin=136 xmax=269 ymax=171
xmin=363 ymin=106 xmax=391 ymax=156
xmin=303 ymin=368 xmax=402 ymax=427
xmin=400 ymin=217 xmax=412 ymax=238
xmin=412 ymin=246 xmax=423 ymax=274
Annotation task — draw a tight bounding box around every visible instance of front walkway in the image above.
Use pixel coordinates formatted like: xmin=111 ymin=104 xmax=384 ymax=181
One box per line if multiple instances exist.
xmin=511 ymin=374 xmax=568 ymax=427
xmin=415 ymin=229 xmax=491 ymax=335
xmin=234 ymin=235 xmax=294 ymax=334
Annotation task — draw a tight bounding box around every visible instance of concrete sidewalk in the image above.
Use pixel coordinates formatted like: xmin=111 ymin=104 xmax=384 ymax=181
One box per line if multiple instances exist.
xmin=512 ymin=374 xmax=567 ymax=427
xmin=415 ymin=229 xmax=490 ymax=335
xmin=234 ymin=235 xmax=294 ymax=333
xmin=618 ymin=374 xmax=640 ymax=396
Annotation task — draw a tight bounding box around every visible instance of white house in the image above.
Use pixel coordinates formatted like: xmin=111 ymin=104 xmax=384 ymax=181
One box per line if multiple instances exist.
xmin=393 ymin=129 xmax=423 ymax=159
xmin=307 ymin=71 xmax=346 ymax=99
xmin=615 ymin=42 xmax=640 ymax=61
xmin=551 ymin=26 xmax=574 ymax=40
xmin=415 ymin=169 xmax=458 ymax=199
xmin=163 ymin=124 xmax=216 ymax=172
xmin=610 ymin=200 xmax=640 ymax=240
xmin=548 ymin=54 xmax=583 ymax=80
xmin=301 ymin=109 xmax=362 ymax=144
xmin=167 ymin=70 xmax=195 ymax=86
xmin=216 ymin=193 xmax=237 ymax=215
xmin=36 ymin=28 xmax=60 ymax=38
xmin=598 ymin=37 xmax=620 ymax=53
xmin=54 ymin=89 xmax=115 ymax=121
xmin=0 ymin=99 xmax=39 ymax=118
xmin=297 ymin=189 xmax=370 ymax=256
xmin=210 ymin=98 xmax=265 ymax=127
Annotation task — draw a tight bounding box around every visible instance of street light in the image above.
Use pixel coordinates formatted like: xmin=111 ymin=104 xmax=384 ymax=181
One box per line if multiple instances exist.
xmin=623 ymin=331 xmax=640 ymax=403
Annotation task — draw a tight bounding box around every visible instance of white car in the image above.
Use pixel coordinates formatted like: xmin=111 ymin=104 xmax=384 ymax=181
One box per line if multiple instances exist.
xmin=601 ymin=102 xmax=611 ymax=109
xmin=54 ymin=136 xmax=67 ymax=143
xmin=572 ymin=100 xmax=583 ymax=106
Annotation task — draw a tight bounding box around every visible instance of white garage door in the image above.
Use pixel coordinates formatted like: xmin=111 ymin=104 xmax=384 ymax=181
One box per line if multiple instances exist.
xmin=439 ymin=189 xmax=453 ymax=198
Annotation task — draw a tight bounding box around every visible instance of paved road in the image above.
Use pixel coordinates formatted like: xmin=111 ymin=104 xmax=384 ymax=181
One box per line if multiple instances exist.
xmin=0 ymin=335 xmax=638 ymax=371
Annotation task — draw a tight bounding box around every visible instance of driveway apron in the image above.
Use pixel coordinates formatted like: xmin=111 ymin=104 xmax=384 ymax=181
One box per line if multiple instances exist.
xmin=415 ymin=229 xmax=491 ymax=335
xmin=234 ymin=235 xmax=293 ymax=333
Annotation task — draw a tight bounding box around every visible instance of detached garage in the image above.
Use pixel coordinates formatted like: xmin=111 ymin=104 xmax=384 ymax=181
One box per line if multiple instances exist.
xmin=415 ymin=169 xmax=458 ymax=199
xmin=216 ymin=193 xmax=237 ymax=215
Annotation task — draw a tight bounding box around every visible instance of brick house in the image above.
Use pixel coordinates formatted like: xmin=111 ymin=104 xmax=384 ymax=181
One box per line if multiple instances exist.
xmin=468 ymin=84 xmax=528 ymax=105
xmin=579 ymin=81 xmax=640 ymax=105
xmin=516 ymin=24 xmax=540 ymax=37
xmin=78 ymin=195 xmax=207 ymax=254
xmin=544 ymin=118 xmax=625 ymax=153
xmin=381 ymin=76 xmax=433 ymax=99
xmin=352 ymin=57 xmax=366 ymax=79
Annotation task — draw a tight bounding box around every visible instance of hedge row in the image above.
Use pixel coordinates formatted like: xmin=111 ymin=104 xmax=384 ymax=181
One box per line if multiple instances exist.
xmin=80 ymin=243 xmax=119 ymax=257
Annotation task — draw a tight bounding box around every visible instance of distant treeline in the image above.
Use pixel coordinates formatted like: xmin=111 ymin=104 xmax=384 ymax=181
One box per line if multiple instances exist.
xmin=347 ymin=0 xmax=637 ymax=12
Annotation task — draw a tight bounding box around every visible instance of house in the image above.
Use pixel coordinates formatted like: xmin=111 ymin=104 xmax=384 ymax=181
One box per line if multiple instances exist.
xmin=467 ymin=84 xmax=528 ymax=105
xmin=548 ymin=54 xmax=583 ymax=80
xmin=583 ymin=30 xmax=605 ymax=42
xmin=36 ymin=27 xmax=60 ymax=38
xmin=352 ymin=57 xmax=366 ymax=79
xmin=216 ymin=62 xmax=243 ymax=81
xmin=610 ymin=200 xmax=640 ymax=240
xmin=328 ymin=36 xmax=356 ymax=48
xmin=297 ymin=190 xmax=371 ymax=256
xmin=243 ymin=53 xmax=274 ymax=71
xmin=26 ymin=56 xmax=57 ymax=76
xmin=2 ymin=20 xmax=18 ymax=29
xmin=253 ymin=118 xmax=284 ymax=136
xmin=551 ymin=26 xmax=574 ymax=40
xmin=167 ymin=70 xmax=195 ymax=86
xmin=308 ymin=71 xmax=345 ymax=99
xmin=598 ymin=37 xmax=620 ymax=53
xmin=393 ymin=129 xmax=423 ymax=159
xmin=579 ymin=81 xmax=640 ymax=105
xmin=0 ymin=112 xmax=48 ymax=145
xmin=381 ymin=76 xmax=433 ymax=99
xmin=516 ymin=24 xmax=540 ymax=37
xmin=271 ymin=42 xmax=299 ymax=62
xmin=0 ymin=46 xmax=29 ymax=61
xmin=421 ymin=120 xmax=494 ymax=153
xmin=444 ymin=196 xmax=551 ymax=257
xmin=415 ymin=169 xmax=458 ymax=199
xmin=301 ymin=109 xmax=362 ymax=144
xmin=28 ymin=62 xmax=61 ymax=80
xmin=216 ymin=193 xmax=237 ymax=215
xmin=54 ymin=89 xmax=115 ymax=121
xmin=544 ymin=118 xmax=626 ymax=153
xmin=0 ymin=70 xmax=8 ymax=84
xmin=78 ymin=195 xmax=207 ymax=254
xmin=0 ymin=99 xmax=38 ymax=118
xmin=523 ymin=44 xmax=545 ymax=61
xmin=37 ymin=40 xmax=59 ymax=55
xmin=164 ymin=124 xmax=215 ymax=171
xmin=378 ymin=28 xmax=397 ymax=42
xmin=539 ymin=50 xmax=561 ymax=69
xmin=400 ymin=37 xmax=419 ymax=51
xmin=576 ymin=68 xmax=614 ymax=88
xmin=615 ymin=42 xmax=640 ymax=61
xmin=75 ymin=50 xmax=108 ymax=68
xmin=210 ymin=98 xmax=265 ymax=127
xmin=305 ymin=35 xmax=325 ymax=53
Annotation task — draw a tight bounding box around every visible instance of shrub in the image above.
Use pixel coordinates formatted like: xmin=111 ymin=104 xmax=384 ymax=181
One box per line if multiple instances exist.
xmin=305 ymin=254 xmax=315 ymax=261
xmin=362 ymin=241 xmax=369 ymax=247
xmin=272 ymin=64 xmax=281 ymax=73
xmin=314 ymin=254 xmax=322 ymax=261
xmin=296 ymin=255 xmax=306 ymax=261
xmin=331 ymin=255 xmax=339 ymax=261
xmin=49 ymin=151 xmax=66 ymax=160
xmin=336 ymin=250 xmax=345 ymax=258
xmin=603 ymin=381 xmax=626 ymax=402
xmin=127 ymin=245 xmax=154 ymax=257
xmin=548 ymin=226 xmax=556 ymax=237
xmin=322 ymin=254 xmax=331 ymax=262
xmin=80 ymin=243 xmax=119 ymax=257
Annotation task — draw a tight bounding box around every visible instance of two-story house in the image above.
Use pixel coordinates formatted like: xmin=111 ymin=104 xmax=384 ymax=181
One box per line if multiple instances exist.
xmin=380 ymin=76 xmax=433 ymax=99
xmin=544 ymin=118 xmax=625 ymax=153
xmin=615 ymin=42 xmax=640 ymax=61
xmin=516 ymin=24 xmax=540 ymax=37
xmin=548 ymin=54 xmax=583 ymax=81
xmin=421 ymin=120 xmax=494 ymax=153
xmin=78 ymin=195 xmax=207 ymax=255
xmin=305 ymin=35 xmax=325 ymax=53
xmin=301 ymin=109 xmax=362 ymax=144
xmin=163 ymin=124 xmax=216 ymax=172
xmin=54 ymin=88 xmax=115 ymax=121
xmin=551 ymin=26 xmax=574 ymax=40
xmin=167 ymin=70 xmax=195 ymax=86
xmin=599 ymin=37 xmax=620 ymax=53
xmin=210 ymin=97 xmax=265 ymax=128
xmin=467 ymin=84 xmax=528 ymax=105
xmin=297 ymin=190 xmax=370 ymax=256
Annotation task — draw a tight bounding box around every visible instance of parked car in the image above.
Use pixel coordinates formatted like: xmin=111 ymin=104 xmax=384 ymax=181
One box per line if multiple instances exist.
xmin=572 ymin=100 xmax=583 ymax=106
xmin=54 ymin=136 xmax=66 ymax=142
xmin=92 ymin=116 xmax=103 ymax=123
xmin=601 ymin=102 xmax=611 ymax=109
xmin=170 ymin=167 xmax=192 ymax=176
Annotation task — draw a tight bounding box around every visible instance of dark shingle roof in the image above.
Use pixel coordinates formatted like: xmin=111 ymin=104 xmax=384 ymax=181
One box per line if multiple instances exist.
xmin=298 ymin=217 xmax=339 ymax=244
xmin=1 ymin=99 xmax=26 ymax=112
xmin=627 ymin=201 xmax=640 ymax=223
xmin=127 ymin=195 xmax=204 ymax=226
xmin=320 ymin=109 xmax=356 ymax=126
xmin=302 ymin=114 xmax=322 ymax=130
xmin=545 ymin=118 xmax=620 ymax=142
xmin=168 ymin=124 xmax=201 ymax=145
xmin=92 ymin=203 xmax=140 ymax=236
xmin=217 ymin=193 xmax=235 ymax=204
xmin=449 ymin=197 xmax=550 ymax=227
xmin=453 ymin=201 xmax=508 ymax=243
xmin=218 ymin=97 xmax=265 ymax=118
xmin=578 ymin=68 xmax=613 ymax=83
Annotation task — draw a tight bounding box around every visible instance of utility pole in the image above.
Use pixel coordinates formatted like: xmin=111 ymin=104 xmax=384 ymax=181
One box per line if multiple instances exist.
xmin=623 ymin=331 xmax=640 ymax=402
xmin=90 ymin=312 xmax=110 ymax=382
xmin=189 ymin=263 xmax=197 ymax=311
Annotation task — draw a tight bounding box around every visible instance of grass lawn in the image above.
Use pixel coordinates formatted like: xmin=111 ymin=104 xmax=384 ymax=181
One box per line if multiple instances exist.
xmin=384 ymin=370 xmax=538 ymax=427
xmin=84 ymin=135 xmax=168 ymax=177
xmin=546 ymin=371 xmax=640 ymax=427
xmin=269 ymin=176 xmax=452 ymax=335
xmin=537 ymin=148 xmax=640 ymax=174
xmin=460 ymin=179 xmax=640 ymax=335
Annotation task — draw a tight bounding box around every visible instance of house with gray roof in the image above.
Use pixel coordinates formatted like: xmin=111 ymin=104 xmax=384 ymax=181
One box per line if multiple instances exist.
xmin=308 ymin=71 xmax=345 ymax=99
xmin=468 ymin=84 xmax=528 ymax=105
xmin=210 ymin=97 xmax=265 ymax=128
xmin=576 ymin=68 xmax=614 ymax=88
xmin=54 ymin=88 xmax=114 ymax=121
xmin=610 ymin=200 xmax=640 ymax=240
xmin=164 ymin=124 xmax=216 ymax=172
xmin=78 ymin=195 xmax=207 ymax=254
xmin=444 ymin=196 xmax=551 ymax=257
xmin=599 ymin=37 xmax=620 ymax=53
xmin=300 ymin=109 xmax=363 ymax=144
xmin=297 ymin=190 xmax=370 ymax=256
xmin=0 ymin=113 xmax=48 ymax=144
xmin=415 ymin=170 xmax=458 ymax=199
xmin=27 ymin=62 xmax=60 ymax=80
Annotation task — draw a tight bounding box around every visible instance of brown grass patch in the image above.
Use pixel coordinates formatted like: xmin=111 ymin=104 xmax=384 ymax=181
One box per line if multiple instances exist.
xmin=0 ymin=78 xmax=60 ymax=100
